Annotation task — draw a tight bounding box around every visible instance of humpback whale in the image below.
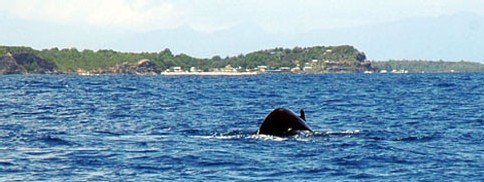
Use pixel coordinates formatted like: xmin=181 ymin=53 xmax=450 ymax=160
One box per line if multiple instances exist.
xmin=257 ymin=108 xmax=313 ymax=136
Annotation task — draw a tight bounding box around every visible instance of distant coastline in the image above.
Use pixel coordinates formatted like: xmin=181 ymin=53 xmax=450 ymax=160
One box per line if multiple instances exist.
xmin=1 ymin=45 xmax=483 ymax=75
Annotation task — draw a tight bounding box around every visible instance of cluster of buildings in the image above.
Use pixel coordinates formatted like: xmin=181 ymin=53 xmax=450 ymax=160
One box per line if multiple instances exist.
xmin=163 ymin=65 xmax=258 ymax=76
xmin=162 ymin=58 xmax=384 ymax=75
xmin=163 ymin=65 xmax=303 ymax=75
xmin=162 ymin=59 xmax=329 ymax=75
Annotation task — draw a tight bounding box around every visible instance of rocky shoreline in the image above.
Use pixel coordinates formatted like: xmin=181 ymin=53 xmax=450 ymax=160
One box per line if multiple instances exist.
xmin=76 ymin=59 xmax=161 ymax=75
xmin=0 ymin=53 xmax=57 ymax=74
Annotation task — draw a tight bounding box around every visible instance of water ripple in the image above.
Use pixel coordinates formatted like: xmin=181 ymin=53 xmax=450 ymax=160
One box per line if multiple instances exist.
xmin=0 ymin=73 xmax=482 ymax=181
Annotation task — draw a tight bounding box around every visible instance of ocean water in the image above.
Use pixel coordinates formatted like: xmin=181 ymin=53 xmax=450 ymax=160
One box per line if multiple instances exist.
xmin=0 ymin=73 xmax=482 ymax=181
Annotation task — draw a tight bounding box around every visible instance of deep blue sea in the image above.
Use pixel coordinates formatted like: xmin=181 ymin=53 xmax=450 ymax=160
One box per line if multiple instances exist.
xmin=0 ymin=73 xmax=482 ymax=181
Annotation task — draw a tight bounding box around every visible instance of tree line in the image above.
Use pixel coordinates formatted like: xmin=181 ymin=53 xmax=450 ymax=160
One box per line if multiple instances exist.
xmin=0 ymin=45 xmax=365 ymax=73
xmin=372 ymin=60 xmax=484 ymax=72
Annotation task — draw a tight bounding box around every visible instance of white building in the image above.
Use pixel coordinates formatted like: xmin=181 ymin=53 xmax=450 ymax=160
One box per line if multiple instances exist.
xmin=173 ymin=67 xmax=183 ymax=72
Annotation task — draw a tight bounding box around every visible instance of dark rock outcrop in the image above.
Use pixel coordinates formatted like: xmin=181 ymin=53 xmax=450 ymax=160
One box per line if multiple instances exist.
xmin=0 ymin=53 xmax=27 ymax=74
xmin=11 ymin=53 xmax=57 ymax=74
xmin=136 ymin=59 xmax=161 ymax=74
xmin=108 ymin=59 xmax=161 ymax=75
xmin=83 ymin=59 xmax=161 ymax=75
xmin=0 ymin=53 xmax=57 ymax=74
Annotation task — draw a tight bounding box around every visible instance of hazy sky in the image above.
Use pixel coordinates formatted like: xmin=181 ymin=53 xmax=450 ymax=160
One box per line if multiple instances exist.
xmin=2 ymin=0 xmax=483 ymax=33
xmin=1 ymin=0 xmax=484 ymax=61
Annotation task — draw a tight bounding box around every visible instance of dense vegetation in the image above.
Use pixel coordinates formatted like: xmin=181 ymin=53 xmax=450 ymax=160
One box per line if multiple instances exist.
xmin=0 ymin=45 xmax=366 ymax=73
xmin=373 ymin=60 xmax=484 ymax=73
xmin=0 ymin=46 xmax=168 ymax=72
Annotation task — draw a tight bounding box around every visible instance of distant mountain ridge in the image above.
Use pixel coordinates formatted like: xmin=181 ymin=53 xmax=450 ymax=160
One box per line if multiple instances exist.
xmin=113 ymin=13 xmax=484 ymax=62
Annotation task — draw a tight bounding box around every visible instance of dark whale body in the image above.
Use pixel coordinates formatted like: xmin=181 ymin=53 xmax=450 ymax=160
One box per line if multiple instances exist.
xmin=257 ymin=108 xmax=313 ymax=136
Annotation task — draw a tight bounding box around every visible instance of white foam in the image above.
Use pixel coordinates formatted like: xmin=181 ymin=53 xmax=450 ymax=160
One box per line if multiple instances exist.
xmin=194 ymin=135 xmax=244 ymax=140
xmin=248 ymin=134 xmax=288 ymax=141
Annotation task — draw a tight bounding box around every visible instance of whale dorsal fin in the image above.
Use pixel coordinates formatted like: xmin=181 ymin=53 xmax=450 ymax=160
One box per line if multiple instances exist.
xmin=300 ymin=109 xmax=306 ymax=121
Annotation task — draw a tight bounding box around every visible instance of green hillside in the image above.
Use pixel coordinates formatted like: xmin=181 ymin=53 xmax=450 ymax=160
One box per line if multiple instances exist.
xmin=0 ymin=45 xmax=372 ymax=73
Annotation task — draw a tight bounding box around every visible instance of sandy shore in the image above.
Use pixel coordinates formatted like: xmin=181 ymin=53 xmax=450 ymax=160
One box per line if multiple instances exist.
xmin=161 ymin=72 xmax=259 ymax=76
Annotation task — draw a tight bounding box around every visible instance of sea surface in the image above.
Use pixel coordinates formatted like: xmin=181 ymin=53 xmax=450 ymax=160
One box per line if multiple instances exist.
xmin=0 ymin=73 xmax=482 ymax=181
